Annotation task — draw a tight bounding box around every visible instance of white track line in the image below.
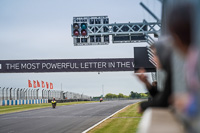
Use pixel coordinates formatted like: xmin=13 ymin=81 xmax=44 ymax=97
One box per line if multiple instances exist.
xmin=82 ymin=104 xmax=130 ymax=133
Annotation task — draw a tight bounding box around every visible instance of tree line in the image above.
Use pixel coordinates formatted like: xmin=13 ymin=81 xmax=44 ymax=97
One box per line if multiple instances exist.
xmin=104 ymin=91 xmax=149 ymax=99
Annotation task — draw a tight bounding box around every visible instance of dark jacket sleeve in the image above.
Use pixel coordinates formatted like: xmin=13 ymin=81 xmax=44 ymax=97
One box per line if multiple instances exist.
xmin=148 ymin=86 xmax=158 ymax=98
xmin=140 ymin=69 xmax=172 ymax=111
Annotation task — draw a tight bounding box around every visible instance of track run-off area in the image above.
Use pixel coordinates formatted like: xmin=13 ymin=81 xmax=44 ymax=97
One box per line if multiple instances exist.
xmin=0 ymin=100 xmax=142 ymax=133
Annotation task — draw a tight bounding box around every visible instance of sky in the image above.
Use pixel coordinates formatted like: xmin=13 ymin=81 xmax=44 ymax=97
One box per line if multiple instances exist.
xmin=0 ymin=0 xmax=162 ymax=97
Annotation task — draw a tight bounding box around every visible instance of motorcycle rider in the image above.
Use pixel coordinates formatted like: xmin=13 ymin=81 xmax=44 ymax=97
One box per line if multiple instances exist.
xmin=100 ymin=97 xmax=103 ymax=102
xmin=51 ymin=98 xmax=56 ymax=108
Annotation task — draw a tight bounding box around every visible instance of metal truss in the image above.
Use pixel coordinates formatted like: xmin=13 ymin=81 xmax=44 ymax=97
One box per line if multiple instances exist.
xmin=72 ymin=15 xmax=161 ymax=46
xmin=87 ymin=22 xmax=161 ymax=36
xmin=145 ymin=34 xmax=155 ymax=45
xmin=145 ymin=34 xmax=158 ymax=81
xmin=151 ymin=72 xmax=157 ymax=82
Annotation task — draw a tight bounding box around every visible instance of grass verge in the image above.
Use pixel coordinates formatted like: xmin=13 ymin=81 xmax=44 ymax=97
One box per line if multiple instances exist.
xmin=0 ymin=101 xmax=96 ymax=114
xmin=88 ymin=102 xmax=142 ymax=133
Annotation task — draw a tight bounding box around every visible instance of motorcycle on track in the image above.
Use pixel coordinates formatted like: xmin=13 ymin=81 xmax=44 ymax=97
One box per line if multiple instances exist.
xmin=51 ymin=98 xmax=56 ymax=109
xmin=100 ymin=98 xmax=103 ymax=103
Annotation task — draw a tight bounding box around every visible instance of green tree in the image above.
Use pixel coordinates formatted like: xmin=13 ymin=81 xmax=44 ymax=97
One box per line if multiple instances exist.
xmin=124 ymin=95 xmax=129 ymax=98
xmin=118 ymin=93 xmax=124 ymax=98
xmin=105 ymin=93 xmax=118 ymax=98
xmin=105 ymin=93 xmax=113 ymax=98
xmin=130 ymin=91 xmax=143 ymax=99
xmin=130 ymin=91 xmax=136 ymax=98
xmin=140 ymin=93 xmax=148 ymax=98
xmin=112 ymin=94 xmax=118 ymax=98
xmin=136 ymin=93 xmax=141 ymax=98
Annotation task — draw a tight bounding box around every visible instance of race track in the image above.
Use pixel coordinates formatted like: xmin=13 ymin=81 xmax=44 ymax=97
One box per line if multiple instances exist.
xmin=0 ymin=100 xmax=142 ymax=133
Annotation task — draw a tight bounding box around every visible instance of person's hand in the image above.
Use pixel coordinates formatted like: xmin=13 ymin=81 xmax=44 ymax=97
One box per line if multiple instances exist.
xmin=135 ymin=68 xmax=152 ymax=90
xmin=136 ymin=68 xmax=148 ymax=83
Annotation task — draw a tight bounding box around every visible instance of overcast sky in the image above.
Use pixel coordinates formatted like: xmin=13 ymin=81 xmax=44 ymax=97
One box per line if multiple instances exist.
xmin=0 ymin=0 xmax=161 ymax=97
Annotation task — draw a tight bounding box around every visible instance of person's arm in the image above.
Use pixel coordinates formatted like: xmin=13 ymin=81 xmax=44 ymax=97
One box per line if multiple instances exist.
xmin=148 ymin=86 xmax=158 ymax=97
xmin=140 ymin=91 xmax=169 ymax=111
xmin=140 ymin=71 xmax=172 ymax=112
xmin=136 ymin=71 xmax=158 ymax=97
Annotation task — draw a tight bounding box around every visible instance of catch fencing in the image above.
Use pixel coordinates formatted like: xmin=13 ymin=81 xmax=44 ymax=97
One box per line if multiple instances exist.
xmin=0 ymin=87 xmax=91 ymax=106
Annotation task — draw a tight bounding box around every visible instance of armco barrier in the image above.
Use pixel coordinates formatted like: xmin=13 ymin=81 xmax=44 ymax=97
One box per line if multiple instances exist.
xmin=0 ymin=99 xmax=48 ymax=106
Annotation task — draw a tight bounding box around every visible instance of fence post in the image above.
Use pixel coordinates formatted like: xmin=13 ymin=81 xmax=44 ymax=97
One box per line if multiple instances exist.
xmin=6 ymin=87 xmax=9 ymax=100
xmin=42 ymin=89 xmax=44 ymax=99
xmin=2 ymin=87 xmax=5 ymax=100
xmin=25 ymin=89 xmax=27 ymax=100
xmin=47 ymin=90 xmax=49 ymax=99
xmin=10 ymin=88 xmax=12 ymax=100
xmin=33 ymin=89 xmax=35 ymax=99
xmin=24 ymin=88 xmax=26 ymax=100
xmin=20 ymin=89 xmax=22 ymax=100
xmin=17 ymin=88 xmax=19 ymax=100
xmin=13 ymin=88 xmax=16 ymax=100
xmin=31 ymin=89 xmax=33 ymax=99
xmin=18 ymin=89 xmax=20 ymax=100
xmin=28 ymin=89 xmax=31 ymax=99
xmin=22 ymin=88 xmax=25 ymax=99
xmin=36 ymin=89 xmax=39 ymax=99
xmin=48 ymin=90 xmax=50 ymax=99
xmin=27 ymin=89 xmax=29 ymax=99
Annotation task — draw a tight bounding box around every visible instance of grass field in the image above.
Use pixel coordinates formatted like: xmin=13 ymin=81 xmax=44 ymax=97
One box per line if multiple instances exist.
xmin=0 ymin=101 xmax=96 ymax=114
xmin=88 ymin=102 xmax=142 ymax=133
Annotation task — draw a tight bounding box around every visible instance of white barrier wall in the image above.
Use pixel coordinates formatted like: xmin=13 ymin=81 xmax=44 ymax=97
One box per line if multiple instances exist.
xmin=0 ymin=99 xmax=48 ymax=106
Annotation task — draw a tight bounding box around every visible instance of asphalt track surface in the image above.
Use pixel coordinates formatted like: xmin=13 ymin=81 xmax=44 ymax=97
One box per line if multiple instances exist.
xmin=0 ymin=100 xmax=142 ymax=133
